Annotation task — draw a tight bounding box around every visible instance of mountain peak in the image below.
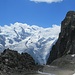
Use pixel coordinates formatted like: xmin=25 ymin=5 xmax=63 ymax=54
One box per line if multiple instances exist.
xmin=0 ymin=23 xmax=60 ymax=65
xmin=66 ymin=11 xmax=75 ymax=17
xmin=47 ymin=11 xmax=75 ymax=64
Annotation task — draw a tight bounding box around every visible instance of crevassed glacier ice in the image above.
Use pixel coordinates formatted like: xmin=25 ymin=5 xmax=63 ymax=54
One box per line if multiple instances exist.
xmin=0 ymin=22 xmax=60 ymax=65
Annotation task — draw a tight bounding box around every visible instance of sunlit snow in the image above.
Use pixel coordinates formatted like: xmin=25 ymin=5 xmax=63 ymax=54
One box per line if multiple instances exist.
xmin=0 ymin=22 xmax=60 ymax=65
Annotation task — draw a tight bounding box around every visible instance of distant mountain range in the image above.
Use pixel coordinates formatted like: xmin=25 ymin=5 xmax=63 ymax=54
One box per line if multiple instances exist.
xmin=0 ymin=23 xmax=60 ymax=65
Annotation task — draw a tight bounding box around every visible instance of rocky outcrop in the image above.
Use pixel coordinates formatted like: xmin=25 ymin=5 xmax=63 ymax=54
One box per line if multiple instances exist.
xmin=50 ymin=54 xmax=75 ymax=70
xmin=47 ymin=11 xmax=75 ymax=64
xmin=0 ymin=49 xmax=42 ymax=75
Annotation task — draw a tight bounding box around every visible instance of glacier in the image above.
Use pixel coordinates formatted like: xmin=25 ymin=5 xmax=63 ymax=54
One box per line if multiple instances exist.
xmin=0 ymin=22 xmax=60 ymax=65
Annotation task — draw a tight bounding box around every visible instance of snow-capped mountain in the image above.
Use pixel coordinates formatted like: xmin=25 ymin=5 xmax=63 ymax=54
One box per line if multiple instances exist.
xmin=0 ymin=22 xmax=60 ymax=65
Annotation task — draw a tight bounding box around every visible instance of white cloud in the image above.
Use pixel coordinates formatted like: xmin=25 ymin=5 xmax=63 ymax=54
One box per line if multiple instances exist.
xmin=30 ymin=0 xmax=63 ymax=3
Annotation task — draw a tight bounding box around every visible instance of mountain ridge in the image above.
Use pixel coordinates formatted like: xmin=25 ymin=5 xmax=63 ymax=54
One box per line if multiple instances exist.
xmin=0 ymin=23 xmax=60 ymax=65
xmin=0 ymin=48 xmax=42 ymax=74
xmin=47 ymin=11 xmax=75 ymax=64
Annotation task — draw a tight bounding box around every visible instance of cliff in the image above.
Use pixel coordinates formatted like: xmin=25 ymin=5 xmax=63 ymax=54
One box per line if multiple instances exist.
xmin=47 ymin=11 xmax=75 ymax=64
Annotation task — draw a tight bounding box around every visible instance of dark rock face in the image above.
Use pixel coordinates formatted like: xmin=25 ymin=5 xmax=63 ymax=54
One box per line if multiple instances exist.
xmin=0 ymin=48 xmax=42 ymax=74
xmin=47 ymin=11 xmax=75 ymax=64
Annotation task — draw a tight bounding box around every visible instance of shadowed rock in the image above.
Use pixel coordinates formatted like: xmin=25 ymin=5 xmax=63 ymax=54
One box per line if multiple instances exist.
xmin=0 ymin=48 xmax=42 ymax=75
xmin=47 ymin=11 xmax=75 ymax=64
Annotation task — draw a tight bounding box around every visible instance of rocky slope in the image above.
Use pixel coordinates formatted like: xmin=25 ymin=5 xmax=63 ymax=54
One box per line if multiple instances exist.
xmin=0 ymin=49 xmax=42 ymax=75
xmin=50 ymin=54 xmax=75 ymax=70
xmin=47 ymin=11 xmax=75 ymax=64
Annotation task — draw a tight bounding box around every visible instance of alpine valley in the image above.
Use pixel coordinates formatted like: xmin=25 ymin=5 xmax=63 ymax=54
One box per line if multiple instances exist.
xmin=0 ymin=11 xmax=75 ymax=75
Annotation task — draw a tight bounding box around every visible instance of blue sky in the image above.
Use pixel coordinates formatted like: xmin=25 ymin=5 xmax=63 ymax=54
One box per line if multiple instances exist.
xmin=0 ymin=0 xmax=75 ymax=27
